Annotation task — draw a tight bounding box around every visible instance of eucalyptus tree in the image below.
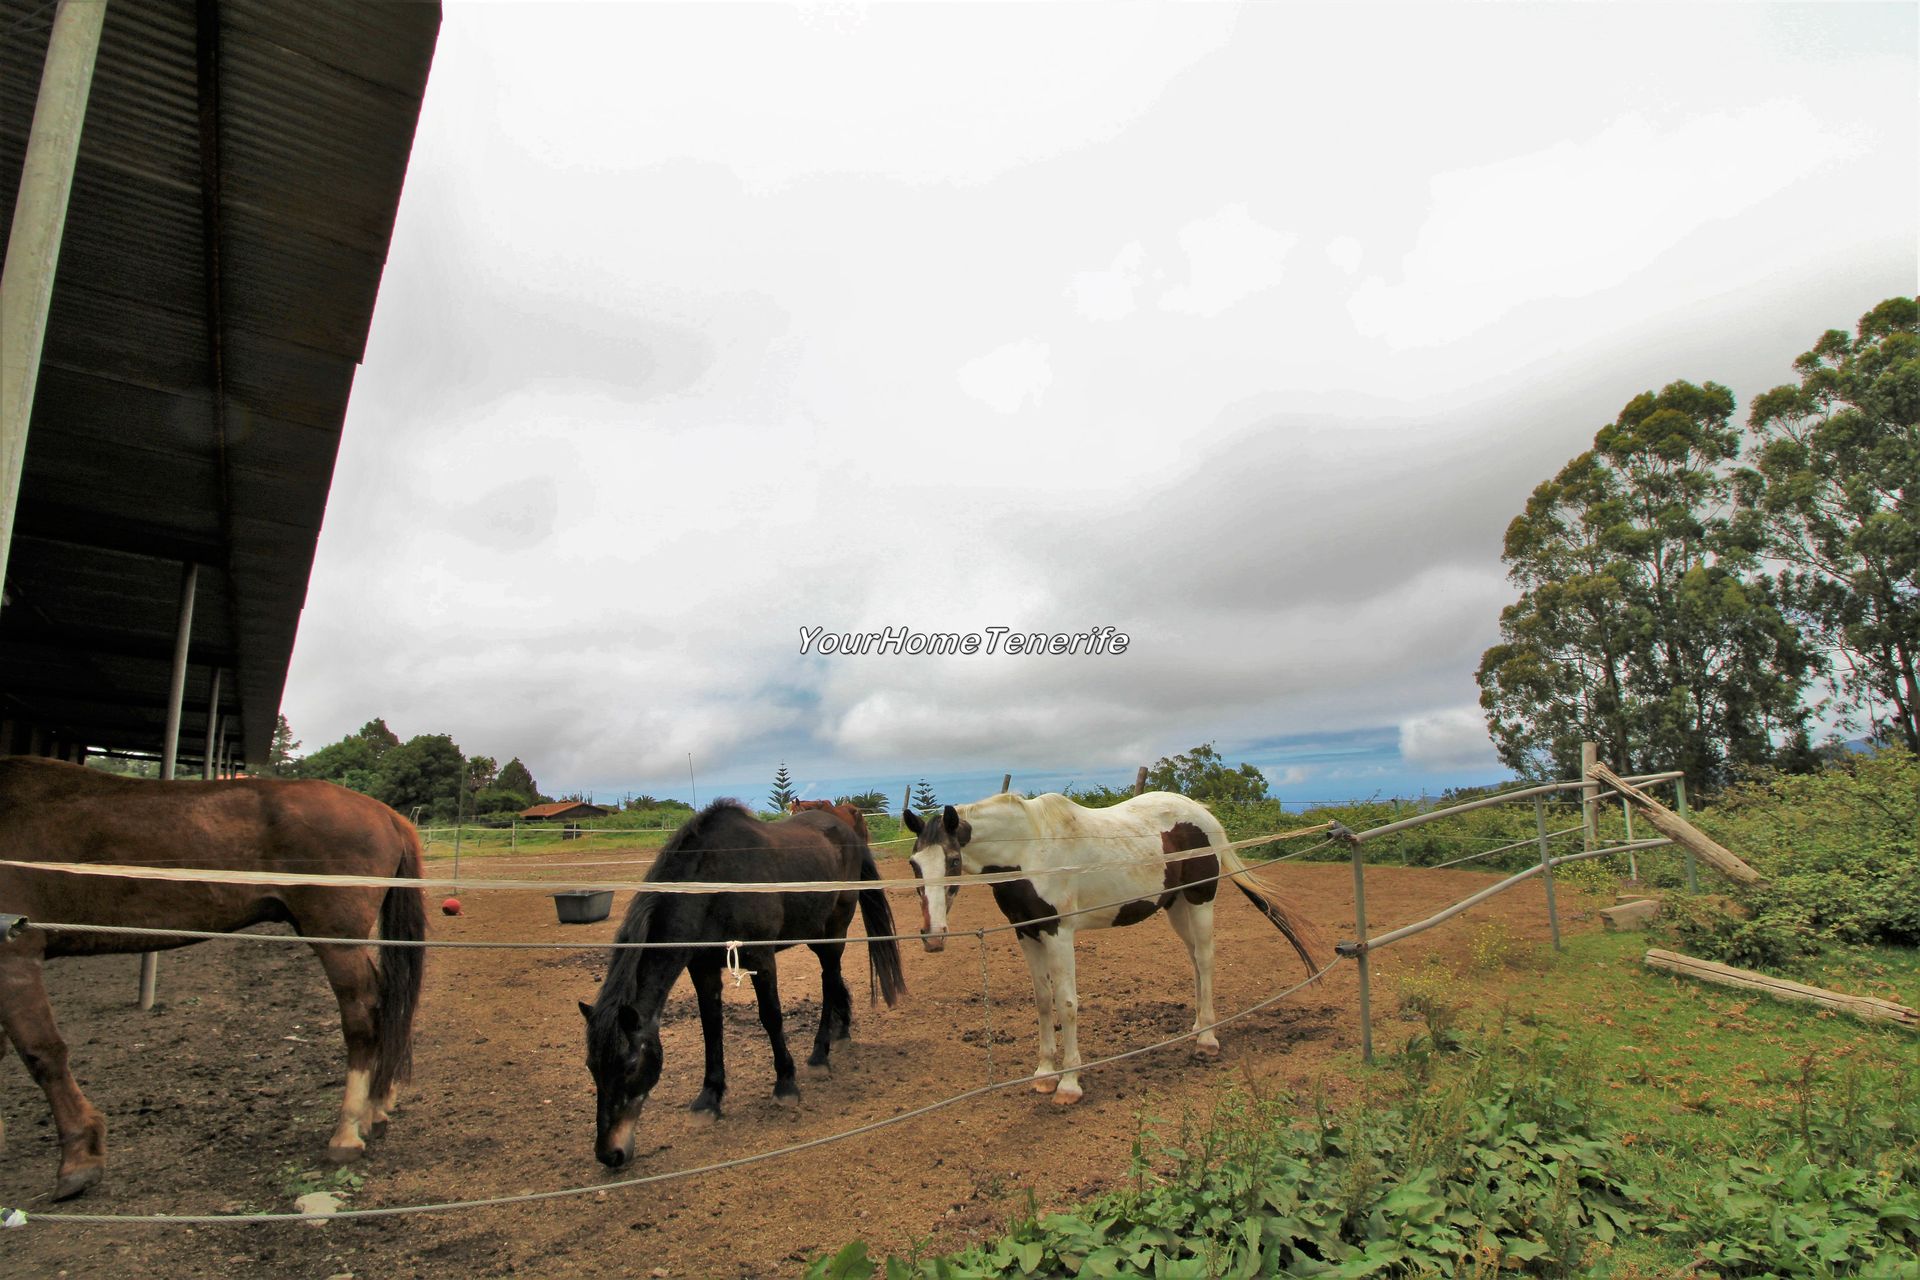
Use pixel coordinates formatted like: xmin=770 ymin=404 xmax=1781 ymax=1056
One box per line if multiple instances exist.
xmin=1741 ymin=297 xmax=1919 ymax=751
xmin=1478 ymin=381 xmax=1811 ymax=784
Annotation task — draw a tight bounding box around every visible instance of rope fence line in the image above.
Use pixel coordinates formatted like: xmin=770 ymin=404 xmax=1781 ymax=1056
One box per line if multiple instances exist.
xmin=1431 ymin=824 xmax=1582 ymax=870
xmin=4 ymin=765 xmax=1704 ymax=1231
xmin=20 ymin=958 xmax=1344 ymax=1226
xmin=0 ymin=823 xmax=1336 ymax=898
xmin=23 ymin=841 xmax=1341 ymax=953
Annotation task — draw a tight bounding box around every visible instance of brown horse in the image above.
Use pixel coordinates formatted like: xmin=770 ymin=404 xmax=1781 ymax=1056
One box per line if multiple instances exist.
xmin=0 ymin=757 xmax=425 ymax=1200
xmin=787 ymin=798 xmax=871 ymax=843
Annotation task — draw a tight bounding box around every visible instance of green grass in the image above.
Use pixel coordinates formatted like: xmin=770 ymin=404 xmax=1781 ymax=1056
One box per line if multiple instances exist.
xmin=807 ymin=928 xmax=1919 ymax=1278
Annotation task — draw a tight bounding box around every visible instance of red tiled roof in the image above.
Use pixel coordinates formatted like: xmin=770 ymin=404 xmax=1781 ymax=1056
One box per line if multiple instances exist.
xmin=520 ymin=801 xmax=608 ymax=819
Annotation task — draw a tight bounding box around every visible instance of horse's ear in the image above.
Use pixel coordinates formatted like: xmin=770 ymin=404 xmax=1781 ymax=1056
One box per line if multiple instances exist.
xmin=578 ymin=1001 xmax=593 ymax=1020
xmin=901 ymin=807 xmax=924 ymax=834
xmin=941 ymin=804 xmax=962 ymax=834
xmin=616 ymin=1005 xmax=640 ymax=1033
xmin=954 ymin=819 xmax=972 ymax=847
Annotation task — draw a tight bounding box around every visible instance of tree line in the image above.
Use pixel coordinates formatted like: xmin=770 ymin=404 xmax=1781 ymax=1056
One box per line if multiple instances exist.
xmin=269 ymin=716 xmax=551 ymax=823
xmin=1477 ymin=296 xmax=1916 ymax=787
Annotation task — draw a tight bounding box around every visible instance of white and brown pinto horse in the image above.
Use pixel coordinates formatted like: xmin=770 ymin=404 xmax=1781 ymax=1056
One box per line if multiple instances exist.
xmin=903 ymin=792 xmax=1320 ymax=1105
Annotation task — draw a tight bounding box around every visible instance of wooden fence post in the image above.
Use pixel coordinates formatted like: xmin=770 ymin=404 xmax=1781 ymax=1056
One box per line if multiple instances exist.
xmin=1133 ymin=766 xmax=1148 ymax=797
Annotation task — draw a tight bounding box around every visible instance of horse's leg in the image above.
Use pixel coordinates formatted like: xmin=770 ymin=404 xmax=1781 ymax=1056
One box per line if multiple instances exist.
xmin=747 ymin=961 xmax=800 ymax=1105
xmin=1166 ymin=899 xmax=1221 ymax=1056
xmin=805 ymin=943 xmax=849 ymax=1077
xmin=308 ymin=941 xmax=382 ymax=1162
xmin=1015 ymin=933 xmax=1059 ymax=1094
xmin=0 ymin=947 xmax=107 ymax=1199
xmin=1043 ymin=931 xmax=1085 ymax=1105
xmin=688 ymin=959 xmax=727 ymax=1122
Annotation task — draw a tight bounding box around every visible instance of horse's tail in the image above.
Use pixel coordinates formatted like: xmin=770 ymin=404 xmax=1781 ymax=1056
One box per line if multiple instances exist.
xmin=372 ymin=817 xmax=427 ymax=1097
xmin=1217 ymin=842 xmax=1324 ymax=978
xmin=857 ymin=854 xmax=907 ymax=1008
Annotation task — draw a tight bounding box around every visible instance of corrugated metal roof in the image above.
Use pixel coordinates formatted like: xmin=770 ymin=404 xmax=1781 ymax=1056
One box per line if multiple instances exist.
xmin=0 ymin=0 xmax=441 ymax=766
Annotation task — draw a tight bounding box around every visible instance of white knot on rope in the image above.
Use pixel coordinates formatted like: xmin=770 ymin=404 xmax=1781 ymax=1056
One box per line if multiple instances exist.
xmin=724 ymin=941 xmax=745 ymax=987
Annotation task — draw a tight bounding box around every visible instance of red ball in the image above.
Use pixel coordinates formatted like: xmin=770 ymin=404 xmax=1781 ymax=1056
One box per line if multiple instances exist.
xmin=441 ymin=897 xmax=463 ymax=917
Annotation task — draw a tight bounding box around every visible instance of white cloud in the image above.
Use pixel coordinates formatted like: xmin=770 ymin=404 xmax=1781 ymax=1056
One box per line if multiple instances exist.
xmin=1070 ymin=241 xmax=1147 ymax=322
xmin=1160 ymin=202 xmax=1300 ymax=317
xmin=1399 ymin=709 xmax=1500 ymax=771
xmin=279 ymin=3 xmax=1917 ymax=801
xmin=1349 ymin=101 xmax=1868 ymax=348
xmin=1325 ymin=236 xmax=1363 ymax=275
xmin=956 ymin=340 xmax=1053 ymax=414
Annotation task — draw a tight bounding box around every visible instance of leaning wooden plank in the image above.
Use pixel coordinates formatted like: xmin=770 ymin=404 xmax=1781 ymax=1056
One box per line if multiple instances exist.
xmin=1644 ymin=949 xmax=1918 ymax=1028
xmin=1588 ymin=762 xmax=1764 ymax=885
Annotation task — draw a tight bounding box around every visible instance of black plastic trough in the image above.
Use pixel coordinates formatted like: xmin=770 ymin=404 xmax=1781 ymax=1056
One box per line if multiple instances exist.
xmin=552 ymin=890 xmax=614 ymax=925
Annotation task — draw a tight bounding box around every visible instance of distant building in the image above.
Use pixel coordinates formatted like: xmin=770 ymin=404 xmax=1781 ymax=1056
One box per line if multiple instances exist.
xmin=519 ymin=801 xmax=610 ymax=822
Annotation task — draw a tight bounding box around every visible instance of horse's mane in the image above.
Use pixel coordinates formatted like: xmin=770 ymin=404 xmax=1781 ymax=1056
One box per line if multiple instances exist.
xmin=597 ymin=798 xmax=757 ymax=1012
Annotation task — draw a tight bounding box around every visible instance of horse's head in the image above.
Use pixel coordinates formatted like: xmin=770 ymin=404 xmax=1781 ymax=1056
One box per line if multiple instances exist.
xmin=579 ymin=999 xmax=663 ymax=1169
xmin=902 ymin=804 xmax=969 ymax=952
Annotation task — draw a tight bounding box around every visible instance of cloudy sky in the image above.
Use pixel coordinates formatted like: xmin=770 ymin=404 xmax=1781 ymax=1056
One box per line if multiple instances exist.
xmin=282 ymin=1 xmax=1917 ymax=808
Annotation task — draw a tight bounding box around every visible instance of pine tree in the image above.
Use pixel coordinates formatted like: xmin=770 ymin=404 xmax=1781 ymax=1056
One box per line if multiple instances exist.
xmin=912 ymin=778 xmax=939 ymax=814
xmin=769 ymin=763 xmax=797 ymax=811
xmin=267 ymin=715 xmax=301 ymax=777
xmin=497 ymin=757 xmax=545 ymax=804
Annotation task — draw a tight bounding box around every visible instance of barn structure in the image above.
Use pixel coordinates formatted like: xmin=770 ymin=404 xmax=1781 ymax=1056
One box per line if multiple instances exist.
xmin=519 ymin=800 xmax=612 ymax=823
xmin=0 ymin=0 xmax=441 ymax=778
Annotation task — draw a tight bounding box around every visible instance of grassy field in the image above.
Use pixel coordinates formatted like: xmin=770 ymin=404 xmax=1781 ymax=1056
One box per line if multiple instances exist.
xmin=808 ymin=927 xmax=1919 ymax=1278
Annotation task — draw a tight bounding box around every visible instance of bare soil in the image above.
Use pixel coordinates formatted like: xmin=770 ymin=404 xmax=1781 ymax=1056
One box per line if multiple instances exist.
xmin=1 ymin=859 xmax=1585 ymax=1279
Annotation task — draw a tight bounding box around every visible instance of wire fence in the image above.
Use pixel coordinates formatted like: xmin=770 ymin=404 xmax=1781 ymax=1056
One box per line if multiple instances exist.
xmin=2 ymin=764 xmax=1703 ymax=1229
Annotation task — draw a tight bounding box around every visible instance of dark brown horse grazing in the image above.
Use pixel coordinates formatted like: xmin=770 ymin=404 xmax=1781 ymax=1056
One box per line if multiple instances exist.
xmin=787 ymin=798 xmax=871 ymax=843
xmin=0 ymin=756 xmax=425 ymax=1200
xmin=582 ymin=799 xmax=905 ymax=1169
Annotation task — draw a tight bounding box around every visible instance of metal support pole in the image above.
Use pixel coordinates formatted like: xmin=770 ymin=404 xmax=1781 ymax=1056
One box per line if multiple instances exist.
xmin=1349 ymin=839 xmax=1373 ymax=1064
xmin=0 ymin=0 xmax=107 ymax=603
xmin=1675 ymin=776 xmax=1698 ymax=892
xmin=200 ymin=668 xmax=222 ymax=781
xmin=141 ymin=561 xmax=197 ymax=1010
xmin=1579 ymin=741 xmax=1598 ymax=854
xmin=1536 ymin=796 xmax=1560 ymax=951
xmin=1000 ymin=773 xmax=1011 ymax=795
xmin=1622 ymin=794 xmax=1638 ymax=882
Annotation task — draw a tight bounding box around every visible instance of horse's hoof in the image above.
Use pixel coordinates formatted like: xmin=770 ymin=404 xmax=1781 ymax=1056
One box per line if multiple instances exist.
xmin=689 ymin=1107 xmax=719 ymax=1127
xmin=324 ymin=1143 xmax=366 ymax=1166
xmin=1051 ymin=1085 xmax=1084 ymax=1107
xmin=1194 ymin=1038 xmax=1221 ymax=1059
xmin=54 ymin=1165 xmax=103 ymax=1201
xmin=1032 ymin=1077 xmax=1058 ymax=1095
xmin=772 ymin=1083 xmax=801 ymax=1108
xmin=804 ymin=1061 xmax=832 ymax=1080
xmin=369 ymin=1116 xmax=390 ymax=1138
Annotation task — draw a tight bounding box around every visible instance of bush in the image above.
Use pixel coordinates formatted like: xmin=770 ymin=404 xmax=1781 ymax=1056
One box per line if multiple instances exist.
xmin=1694 ymin=748 xmax=1920 ymax=952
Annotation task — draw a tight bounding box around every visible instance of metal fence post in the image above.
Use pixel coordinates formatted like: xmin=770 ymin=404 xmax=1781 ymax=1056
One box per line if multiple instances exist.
xmin=1622 ymin=792 xmax=1638 ymax=882
xmin=1580 ymin=741 xmax=1598 ymax=855
xmin=1535 ymin=796 xmax=1560 ymax=951
xmin=1674 ymin=776 xmax=1699 ymax=892
xmin=1334 ymin=824 xmax=1373 ymax=1065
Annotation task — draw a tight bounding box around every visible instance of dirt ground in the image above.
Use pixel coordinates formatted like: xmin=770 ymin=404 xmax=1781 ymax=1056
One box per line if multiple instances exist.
xmin=1 ymin=857 xmax=1587 ymax=1280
